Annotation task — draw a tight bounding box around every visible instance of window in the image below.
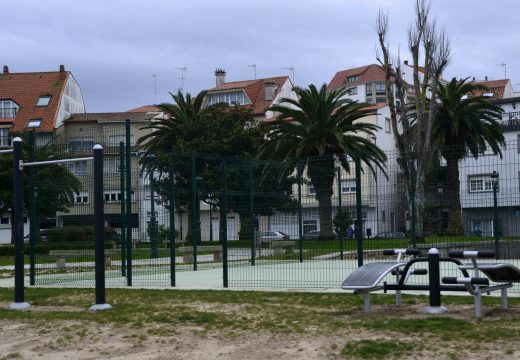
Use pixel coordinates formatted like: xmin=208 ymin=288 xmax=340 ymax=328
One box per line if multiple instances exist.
xmin=207 ymin=91 xmax=250 ymax=106
xmin=0 ymin=128 xmax=9 ymax=147
xmin=66 ymin=161 xmax=88 ymax=175
xmin=1 ymin=217 xmax=9 ymax=224
xmin=365 ymin=83 xmax=372 ymax=95
xmin=74 ymin=191 xmax=89 ymax=204
xmin=108 ymin=135 xmax=134 ymax=146
xmin=104 ymin=157 xmax=121 ymax=174
xmin=346 ymin=75 xmax=360 ymax=83
xmin=375 ymin=81 xmax=386 ymax=95
xmin=0 ymin=100 xmax=19 ymax=118
xmin=309 ymin=184 xmax=316 ymax=195
xmin=468 ymin=174 xmax=497 ymax=193
xmin=27 ymin=119 xmax=41 ymax=128
xmin=518 ymin=134 xmax=520 ymax=153
xmin=104 ymin=190 xmax=122 ymax=203
xmin=69 ymin=138 xmax=95 ymax=151
xmin=36 ymin=96 xmax=51 ymax=107
xmin=381 ymin=210 xmax=386 ymax=223
xmin=348 ymin=87 xmax=358 ymax=95
xmin=376 ymin=97 xmax=387 ymax=103
xmin=341 ymin=179 xmax=356 ymax=193
xmin=385 ymin=117 xmax=391 ymax=133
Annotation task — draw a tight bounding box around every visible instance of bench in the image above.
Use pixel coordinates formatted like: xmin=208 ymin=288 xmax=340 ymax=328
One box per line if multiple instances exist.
xmin=49 ymin=249 xmax=115 ymax=269
xmin=269 ymin=240 xmax=295 ymax=255
xmin=178 ymin=245 xmax=223 ymax=263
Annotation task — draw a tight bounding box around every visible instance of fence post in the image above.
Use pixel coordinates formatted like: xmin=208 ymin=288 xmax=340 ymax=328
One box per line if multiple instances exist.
xmin=297 ymin=161 xmax=303 ymax=263
xmin=492 ymin=171 xmax=500 ymax=259
xmin=249 ymin=160 xmax=255 ymax=266
xmin=355 ymin=152 xmax=363 ymax=267
xmin=28 ymin=131 xmax=36 ymax=285
xmin=90 ymin=144 xmax=111 ymax=310
xmin=125 ymin=119 xmax=132 ymax=286
xmin=337 ymin=167 xmax=344 ymax=260
xmin=119 ymin=142 xmax=126 ymax=277
xmin=191 ymin=152 xmax=198 ymax=271
xmin=149 ymin=171 xmax=158 ymax=258
xmin=169 ymin=166 xmax=176 ymax=287
xmin=410 ymin=165 xmax=417 ymax=249
xmin=9 ymin=137 xmax=29 ymax=310
xmin=221 ymin=160 xmax=228 ymax=288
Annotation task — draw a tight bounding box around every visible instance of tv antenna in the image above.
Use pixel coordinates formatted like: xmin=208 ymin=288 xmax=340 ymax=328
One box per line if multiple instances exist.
xmin=249 ymin=64 xmax=257 ymax=79
xmin=497 ymin=63 xmax=507 ymax=79
xmin=152 ymin=74 xmax=157 ymax=104
xmin=174 ymin=66 xmax=188 ymax=92
xmin=282 ymin=67 xmax=295 ymax=85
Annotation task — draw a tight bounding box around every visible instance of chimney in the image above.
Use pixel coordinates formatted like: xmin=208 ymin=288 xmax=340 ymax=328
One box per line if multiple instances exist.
xmin=2 ymin=65 xmax=8 ymax=74
xmin=485 ymin=75 xmax=488 ymax=81
xmin=472 ymin=77 xmax=475 ymax=81
xmin=264 ymin=79 xmax=277 ymax=101
xmin=404 ymin=60 xmax=409 ymax=65
xmin=215 ymin=68 xmax=226 ymax=86
xmin=59 ymin=64 xmax=66 ymax=80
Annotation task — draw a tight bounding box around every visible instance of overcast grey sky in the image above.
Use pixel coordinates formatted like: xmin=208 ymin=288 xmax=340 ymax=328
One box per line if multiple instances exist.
xmin=3 ymin=0 xmax=519 ymax=112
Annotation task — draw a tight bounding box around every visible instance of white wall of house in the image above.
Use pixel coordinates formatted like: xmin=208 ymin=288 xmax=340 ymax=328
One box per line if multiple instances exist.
xmin=265 ymin=79 xmax=298 ymax=119
xmin=55 ymin=76 xmax=85 ymax=128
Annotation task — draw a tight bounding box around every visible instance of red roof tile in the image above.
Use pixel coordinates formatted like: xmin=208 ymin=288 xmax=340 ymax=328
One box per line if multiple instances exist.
xmin=126 ymin=105 xmax=161 ymax=113
xmin=0 ymin=68 xmax=70 ymax=133
xmin=65 ymin=112 xmax=156 ymax=123
xmin=328 ymin=64 xmax=389 ymax=90
xmin=472 ymin=79 xmax=509 ymax=99
xmin=206 ymin=76 xmax=290 ymax=116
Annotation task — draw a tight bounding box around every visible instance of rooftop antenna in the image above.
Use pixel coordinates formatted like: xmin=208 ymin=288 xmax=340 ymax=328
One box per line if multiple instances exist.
xmin=282 ymin=67 xmax=295 ymax=86
xmin=497 ymin=63 xmax=507 ymax=79
xmin=249 ymin=64 xmax=257 ymax=79
xmin=174 ymin=66 xmax=188 ymax=92
xmin=152 ymin=74 xmax=157 ymax=104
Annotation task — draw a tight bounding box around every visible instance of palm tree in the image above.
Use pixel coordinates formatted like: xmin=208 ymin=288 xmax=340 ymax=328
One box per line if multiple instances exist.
xmin=432 ymin=78 xmax=505 ymax=235
xmin=258 ymin=84 xmax=387 ymax=239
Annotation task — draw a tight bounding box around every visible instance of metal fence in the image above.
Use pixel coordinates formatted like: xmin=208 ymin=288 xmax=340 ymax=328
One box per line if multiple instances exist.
xmin=12 ymin=123 xmax=520 ymax=290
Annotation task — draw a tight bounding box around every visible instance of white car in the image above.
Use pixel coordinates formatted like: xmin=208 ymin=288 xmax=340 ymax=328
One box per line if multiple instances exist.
xmin=259 ymin=231 xmax=290 ymax=241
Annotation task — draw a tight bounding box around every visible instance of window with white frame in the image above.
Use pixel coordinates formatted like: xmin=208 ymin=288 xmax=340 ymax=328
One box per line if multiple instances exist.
xmin=347 ymin=75 xmax=360 ymax=83
xmin=0 ymin=100 xmax=19 ymax=118
xmin=309 ymin=184 xmax=316 ymax=195
xmin=365 ymin=83 xmax=372 ymax=95
xmin=104 ymin=189 xmax=135 ymax=202
xmin=69 ymin=138 xmax=95 ymax=151
xmin=348 ymin=87 xmax=358 ymax=95
xmin=104 ymin=157 xmax=121 ymax=174
xmin=375 ymin=81 xmax=386 ymax=95
xmin=385 ymin=117 xmax=391 ymax=133
xmin=74 ymin=191 xmax=89 ymax=204
xmin=66 ymin=161 xmax=88 ymax=175
xmin=207 ymin=91 xmax=251 ymax=106
xmin=36 ymin=96 xmax=51 ymax=107
xmin=27 ymin=119 xmax=41 ymax=128
xmin=341 ymin=179 xmax=356 ymax=193
xmin=469 ymin=174 xmax=497 ymax=193
xmin=0 ymin=128 xmax=9 ymax=147
xmin=108 ymin=135 xmax=134 ymax=146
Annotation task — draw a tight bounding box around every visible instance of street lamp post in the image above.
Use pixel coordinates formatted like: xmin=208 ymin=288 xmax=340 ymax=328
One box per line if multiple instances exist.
xmin=437 ymin=184 xmax=443 ymax=236
xmin=491 ymin=171 xmax=499 ymax=259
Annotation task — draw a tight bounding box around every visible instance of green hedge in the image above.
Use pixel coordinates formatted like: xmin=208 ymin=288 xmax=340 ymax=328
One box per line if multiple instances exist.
xmin=42 ymin=226 xmax=117 ymax=243
xmin=0 ymin=241 xmax=114 ymax=256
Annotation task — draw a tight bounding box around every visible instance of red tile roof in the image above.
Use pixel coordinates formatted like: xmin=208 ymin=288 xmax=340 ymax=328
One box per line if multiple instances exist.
xmin=206 ymin=76 xmax=290 ymax=116
xmin=328 ymin=64 xmax=389 ymax=90
xmin=0 ymin=68 xmax=70 ymax=133
xmin=472 ymin=79 xmax=509 ymax=99
xmin=65 ymin=112 xmax=156 ymax=123
xmin=126 ymin=105 xmax=161 ymax=113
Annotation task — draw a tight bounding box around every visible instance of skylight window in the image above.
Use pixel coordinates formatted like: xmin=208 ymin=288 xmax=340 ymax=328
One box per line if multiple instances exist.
xmin=37 ymin=96 xmax=51 ymax=107
xmin=483 ymin=92 xmax=494 ymax=98
xmin=27 ymin=119 xmax=42 ymax=128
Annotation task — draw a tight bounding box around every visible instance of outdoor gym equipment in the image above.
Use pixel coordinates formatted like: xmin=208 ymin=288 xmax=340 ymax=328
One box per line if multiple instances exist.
xmin=341 ymin=247 xmax=520 ymax=319
xmin=7 ymin=138 xmax=110 ymax=311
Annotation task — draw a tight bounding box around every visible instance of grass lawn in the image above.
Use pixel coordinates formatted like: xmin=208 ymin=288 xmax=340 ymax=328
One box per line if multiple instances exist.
xmin=1 ymin=287 xmax=520 ymax=359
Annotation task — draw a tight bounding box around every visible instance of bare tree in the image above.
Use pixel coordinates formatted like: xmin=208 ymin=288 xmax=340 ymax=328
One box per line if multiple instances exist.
xmin=376 ymin=0 xmax=450 ymax=238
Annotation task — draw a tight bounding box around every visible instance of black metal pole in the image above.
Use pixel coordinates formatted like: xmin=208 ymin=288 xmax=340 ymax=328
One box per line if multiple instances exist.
xmin=28 ymin=131 xmax=36 ymax=285
xmin=493 ymin=180 xmax=500 ymax=259
xmin=12 ymin=137 xmax=25 ymax=306
xmin=428 ymin=248 xmax=442 ymax=308
xmin=125 ymin=119 xmax=132 ymax=286
xmin=169 ymin=167 xmax=176 ymax=287
xmin=119 ymin=142 xmax=126 ymax=277
xmin=337 ymin=167 xmax=344 ymax=260
xmin=93 ymin=144 xmax=106 ymax=305
xmin=221 ymin=160 xmax=228 ymax=288
xmin=297 ymin=161 xmax=303 ymax=263
xmin=355 ymin=152 xmax=363 ymax=267
xmin=191 ymin=152 xmax=198 ymax=271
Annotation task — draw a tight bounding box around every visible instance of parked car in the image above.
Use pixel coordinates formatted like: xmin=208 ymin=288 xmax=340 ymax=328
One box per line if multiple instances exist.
xmin=259 ymin=231 xmax=290 ymax=241
xmin=302 ymin=230 xmax=337 ymax=240
xmin=373 ymin=231 xmax=406 ymax=239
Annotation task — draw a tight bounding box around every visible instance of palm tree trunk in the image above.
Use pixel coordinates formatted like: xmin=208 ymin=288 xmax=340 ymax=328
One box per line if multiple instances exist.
xmin=317 ymin=188 xmax=334 ymax=239
xmin=445 ymin=155 xmax=464 ymax=235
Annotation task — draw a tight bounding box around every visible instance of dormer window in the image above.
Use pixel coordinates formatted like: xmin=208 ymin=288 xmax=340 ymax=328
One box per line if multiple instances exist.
xmin=207 ymin=91 xmax=251 ymax=106
xmin=346 ymin=75 xmax=360 ymax=83
xmin=37 ymin=96 xmax=51 ymax=107
xmin=0 ymin=100 xmax=19 ymax=118
xmin=27 ymin=119 xmax=42 ymax=128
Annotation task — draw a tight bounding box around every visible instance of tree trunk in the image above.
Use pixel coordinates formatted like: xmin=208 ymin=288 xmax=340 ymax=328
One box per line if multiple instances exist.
xmin=317 ymin=188 xmax=334 ymax=239
xmin=445 ymin=155 xmax=464 ymax=235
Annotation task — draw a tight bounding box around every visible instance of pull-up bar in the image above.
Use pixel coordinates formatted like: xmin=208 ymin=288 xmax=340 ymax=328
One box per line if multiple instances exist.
xmin=19 ymin=156 xmax=93 ymax=169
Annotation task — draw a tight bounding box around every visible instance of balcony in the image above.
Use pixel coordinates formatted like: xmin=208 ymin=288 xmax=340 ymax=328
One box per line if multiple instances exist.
xmin=498 ymin=111 xmax=520 ymax=126
xmin=0 ymin=107 xmax=18 ymax=118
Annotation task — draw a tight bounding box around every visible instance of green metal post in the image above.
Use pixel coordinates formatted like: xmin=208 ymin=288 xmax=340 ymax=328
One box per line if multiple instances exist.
xmin=169 ymin=167 xmax=176 ymax=286
xmin=297 ymin=161 xmax=303 ymax=263
xmin=337 ymin=167 xmax=344 ymax=260
xmin=119 ymin=142 xmax=126 ymax=276
xmin=125 ymin=119 xmax=132 ymax=286
xmin=492 ymin=171 xmax=500 ymax=259
xmin=249 ymin=160 xmax=255 ymax=266
xmin=149 ymin=172 xmax=158 ymax=258
xmin=28 ymin=131 xmax=36 ymax=285
xmin=410 ymin=165 xmax=417 ymax=249
xmin=221 ymin=160 xmax=228 ymax=288
xmin=191 ymin=152 xmax=198 ymax=271
xmin=355 ymin=153 xmax=363 ymax=267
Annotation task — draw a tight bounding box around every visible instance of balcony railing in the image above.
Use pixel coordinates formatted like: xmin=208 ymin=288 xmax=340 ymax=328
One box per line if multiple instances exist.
xmin=498 ymin=111 xmax=520 ymax=126
xmin=0 ymin=108 xmax=18 ymax=118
